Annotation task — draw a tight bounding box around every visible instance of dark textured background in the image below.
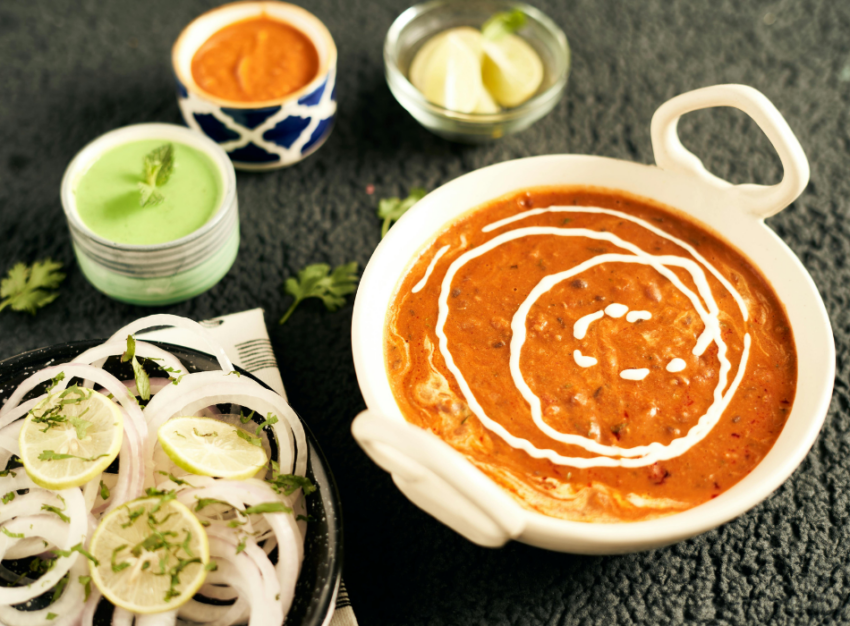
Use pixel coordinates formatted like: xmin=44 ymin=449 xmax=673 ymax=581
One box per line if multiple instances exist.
xmin=1 ymin=0 xmax=848 ymax=624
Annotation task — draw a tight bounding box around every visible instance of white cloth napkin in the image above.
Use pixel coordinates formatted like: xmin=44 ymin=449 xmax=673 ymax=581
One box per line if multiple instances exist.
xmin=139 ymin=308 xmax=357 ymax=626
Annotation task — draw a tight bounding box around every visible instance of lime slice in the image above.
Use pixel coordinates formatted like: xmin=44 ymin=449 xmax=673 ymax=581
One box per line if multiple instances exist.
xmin=474 ymin=87 xmax=501 ymax=114
xmin=158 ymin=416 xmax=268 ymax=480
xmin=89 ymin=496 xmax=209 ymax=614
xmin=481 ymin=33 xmax=544 ymax=108
xmin=19 ymin=387 xmax=123 ymax=490
xmin=409 ymin=27 xmax=484 ymax=113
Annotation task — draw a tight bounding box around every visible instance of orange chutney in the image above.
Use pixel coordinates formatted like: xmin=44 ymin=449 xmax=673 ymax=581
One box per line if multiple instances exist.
xmin=191 ymin=16 xmax=319 ymax=102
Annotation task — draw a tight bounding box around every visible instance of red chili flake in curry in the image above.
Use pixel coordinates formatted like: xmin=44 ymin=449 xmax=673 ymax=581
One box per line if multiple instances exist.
xmin=385 ymin=187 xmax=796 ymax=523
xmin=191 ymin=16 xmax=319 ymax=102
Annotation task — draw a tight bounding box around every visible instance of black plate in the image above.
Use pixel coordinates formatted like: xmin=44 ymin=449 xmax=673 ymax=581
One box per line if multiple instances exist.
xmin=0 ymin=339 xmax=343 ymax=626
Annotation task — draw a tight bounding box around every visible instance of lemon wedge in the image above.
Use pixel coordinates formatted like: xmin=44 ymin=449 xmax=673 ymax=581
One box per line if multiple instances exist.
xmin=409 ymin=27 xmax=484 ymax=113
xmin=158 ymin=416 xmax=268 ymax=480
xmin=482 ymin=33 xmax=544 ymax=108
xmin=89 ymin=496 xmax=209 ymax=614
xmin=19 ymin=387 xmax=123 ymax=490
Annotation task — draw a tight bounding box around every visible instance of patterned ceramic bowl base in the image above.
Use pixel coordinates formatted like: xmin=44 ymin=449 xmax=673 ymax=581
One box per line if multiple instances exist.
xmin=176 ymin=68 xmax=336 ymax=171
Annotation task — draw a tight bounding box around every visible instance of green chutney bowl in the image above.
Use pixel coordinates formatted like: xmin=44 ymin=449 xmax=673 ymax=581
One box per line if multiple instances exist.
xmin=60 ymin=123 xmax=239 ymax=306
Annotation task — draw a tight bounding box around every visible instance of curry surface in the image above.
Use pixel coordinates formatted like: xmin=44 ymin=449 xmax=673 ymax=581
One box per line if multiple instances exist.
xmin=385 ymin=188 xmax=796 ymax=522
xmin=191 ymin=16 xmax=319 ymax=102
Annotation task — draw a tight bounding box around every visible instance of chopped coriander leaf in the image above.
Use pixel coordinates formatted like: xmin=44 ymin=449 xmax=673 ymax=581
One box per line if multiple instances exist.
xmin=279 ymin=262 xmax=359 ymax=325
xmin=100 ymin=480 xmax=110 ymax=500
xmin=255 ymin=413 xmax=278 ymax=436
xmin=377 ymin=187 xmax=427 ymax=238
xmin=225 ymin=370 xmax=241 ymax=377
xmin=205 ymin=562 xmax=218 ymax=571
xmin=46 ymin=613 xmax=57 ymax=620
xmin=267 ymin=472 xmax=316 ymax=496
xmin=157 ymin=471 xmax=192 ymax=486
xmin=79 ymin=575 xmax=92 ymax=602
xmin=122 ymin=506 xmax=145 ymax=528
xmin=236 ymin=429 xmax=262 ymax=447
xmin=2 ymin=491 xmax=15 ymax=504
xmin=235 ymin=538 xmax=247 ymax=554
xmin=42 ymin=504 xmax=70 ymax=523
xmin=53 ymin=543 xmax=100 ymax=566
xmin=38 ymin=450 xmax=108 ymax=463
xmin=244 ymin=502 xmax=292 ymax=515
xmin=121 ymin=335 xmax=151 ymax=401
xmin=0 ymin=258 xmax=65 ymax=316
xmin=195 ymin=498 xmax=246 ymax=515
xmin=46 ymin=372 xmax=66 ymax=393
xmin=1 ymin=527 xmax=25 ymax=539
xmin=111 ymin=545 xmax=130 ymax=572
xmin=239 ymin=410 xmax=255 ymax=424
xmin=297 ymin=514 xmax=315 ymax=523
xmin=51 ymin=575 xmax=68 ymax=603
xmin=70 ymin=416 xmax=92 ymax=440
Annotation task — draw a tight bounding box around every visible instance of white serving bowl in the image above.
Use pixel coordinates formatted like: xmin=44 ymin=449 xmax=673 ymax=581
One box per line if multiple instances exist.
xmin=350 ymin=84 xmax=835 ymax=554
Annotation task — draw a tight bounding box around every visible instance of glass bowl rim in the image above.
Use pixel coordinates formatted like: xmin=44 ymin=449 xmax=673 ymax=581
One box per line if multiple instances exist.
xmin=384 ymin=0 xmax=570 ymax=125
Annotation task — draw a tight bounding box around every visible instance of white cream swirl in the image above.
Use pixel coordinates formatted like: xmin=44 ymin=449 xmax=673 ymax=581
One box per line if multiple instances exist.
xmin=429 ymin=206 xmax=750 ymax=468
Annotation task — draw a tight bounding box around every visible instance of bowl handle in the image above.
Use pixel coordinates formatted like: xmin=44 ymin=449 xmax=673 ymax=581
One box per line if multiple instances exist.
xmin=651 ymin=84 xmax=810 ymax=219
xmin=351 ymin=410 xmax=526 ymax=547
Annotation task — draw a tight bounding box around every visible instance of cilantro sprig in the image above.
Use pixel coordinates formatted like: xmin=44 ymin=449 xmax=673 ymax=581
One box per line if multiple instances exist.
xmin=138 ymin=143 xmax=174 ymax=207
xmin=0 ymin=259 xmax=65 ymax=315
xmin=278 ymin=262 xmax=359 ymax=325
xmin=481 ymin=8 xmax=526 ymax=40
xmin=377 ymin=187 xmax=426 ymax=238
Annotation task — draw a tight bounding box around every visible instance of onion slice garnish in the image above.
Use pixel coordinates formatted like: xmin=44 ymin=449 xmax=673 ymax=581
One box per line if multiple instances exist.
xmin=106 ymin=314 xmax=234 ymax=373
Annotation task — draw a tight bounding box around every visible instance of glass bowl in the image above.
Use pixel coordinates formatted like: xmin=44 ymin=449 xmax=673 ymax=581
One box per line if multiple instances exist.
xmin=384 ymin=0 xmax=570 ymax=143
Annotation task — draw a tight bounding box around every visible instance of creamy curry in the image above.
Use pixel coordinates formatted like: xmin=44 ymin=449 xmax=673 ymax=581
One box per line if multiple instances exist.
xmin=385 ymin=187 xmax=796 ymax=522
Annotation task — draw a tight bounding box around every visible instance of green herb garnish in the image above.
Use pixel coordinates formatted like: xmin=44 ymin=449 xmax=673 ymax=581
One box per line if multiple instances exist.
xmin=100 ymin=480 xmax=110 ymax=500
xmin=0 ymin=259 xmax=65 ymax=315
xmin=377 ymin=187 xmax=426 ymax=238
xmin=236 ymin=429 xmax=262 ymax=448
xmin=38 ymin=450 xmax=108 ymax=463
xmin=279 ymin=262 xmax=359 ymax=325
xmin=1 ymin=527 xmax=24 ymax=539
xmin=122 ymin=335 xmax=151 ymax=401
xmin=53 ymin=542 xmax=99 ymax=566
xmin=244 ymin=502 xmax=293 ymax=515
xmin=2 ymin=491 xmax=15 ymax=504
xmin=79 ymin=575 xmax=92 ymax=602
xmin=482 ymin=8 xmax=526 ymax=40
xmin=138 ymin=143 xmax=174 ymax=206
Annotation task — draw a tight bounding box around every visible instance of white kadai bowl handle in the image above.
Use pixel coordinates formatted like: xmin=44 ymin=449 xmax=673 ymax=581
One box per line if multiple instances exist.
xmin=351 ymin=410 xmax=526 ymax=547
xmin=651 ymin=84 xmax=810 ymax=219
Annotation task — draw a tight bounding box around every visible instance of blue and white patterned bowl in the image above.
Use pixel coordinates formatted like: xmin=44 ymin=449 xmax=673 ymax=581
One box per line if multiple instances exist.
xmin=172 ymin=1 xmax=337 ymax=171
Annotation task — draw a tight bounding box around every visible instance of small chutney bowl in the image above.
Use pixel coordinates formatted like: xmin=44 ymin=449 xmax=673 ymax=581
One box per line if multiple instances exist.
xmin=60 ymin=123 xmax=239 ymax=306
xmin=172 ymin=1 xmax=338 ymax=171
xmin=385 ymin=0 xmax=569 ymax=143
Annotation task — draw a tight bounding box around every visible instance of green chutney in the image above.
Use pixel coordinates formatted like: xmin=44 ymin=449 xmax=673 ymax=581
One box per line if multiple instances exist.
xmin=75 ymin=139 xmax=222 ymax=245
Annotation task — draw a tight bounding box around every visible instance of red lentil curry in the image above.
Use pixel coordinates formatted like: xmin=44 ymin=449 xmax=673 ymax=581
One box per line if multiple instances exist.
xmin=385 ymin=187 xmax=796 ymax=523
